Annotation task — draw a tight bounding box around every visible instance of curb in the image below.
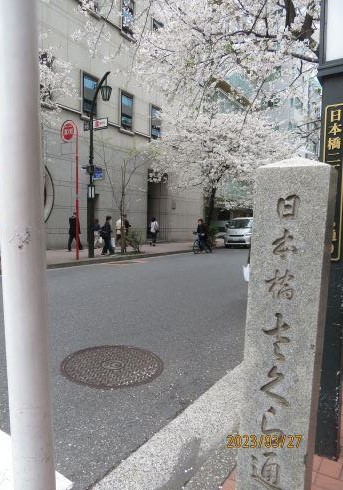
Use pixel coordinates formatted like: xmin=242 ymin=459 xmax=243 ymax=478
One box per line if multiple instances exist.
xmin=91 ymin=363 xmax=243 ymax=490
xmin=46 ymin=249 xmax=192 ymax=269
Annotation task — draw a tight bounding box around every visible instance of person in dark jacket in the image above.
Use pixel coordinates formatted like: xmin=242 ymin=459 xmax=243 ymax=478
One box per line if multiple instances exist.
xmin=68 ymin=211 xmax=83 ymax=251
xmin=196 ymin=218 xmax=207 ymax=251
xmin=101 ymin=215 xmax=115 ymax=255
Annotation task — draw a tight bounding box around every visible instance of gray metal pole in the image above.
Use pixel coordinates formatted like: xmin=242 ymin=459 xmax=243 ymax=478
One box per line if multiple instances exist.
xmin=0 ymin=1 xmax=56 ymax=489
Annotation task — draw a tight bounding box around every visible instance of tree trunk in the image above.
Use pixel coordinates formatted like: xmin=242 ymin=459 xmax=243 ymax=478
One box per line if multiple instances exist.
xmin=205 ymin=187 xmax=217 ymax=228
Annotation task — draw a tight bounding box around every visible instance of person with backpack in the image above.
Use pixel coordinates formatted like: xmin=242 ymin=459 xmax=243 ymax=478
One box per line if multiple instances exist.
xmin=149 ymin=217 xmax=159 ymax=246
xmin=100 ymin=215 xmax=115 ymax=255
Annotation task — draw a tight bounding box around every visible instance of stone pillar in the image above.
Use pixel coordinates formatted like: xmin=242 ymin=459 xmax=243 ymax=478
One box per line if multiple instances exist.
xmin=236 ymin=158 xmax=336 ymax=490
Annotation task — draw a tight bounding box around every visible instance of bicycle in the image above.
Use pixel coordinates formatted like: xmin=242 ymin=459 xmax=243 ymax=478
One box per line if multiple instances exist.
xmin=193 ymin=232 xmax=212 ymax=254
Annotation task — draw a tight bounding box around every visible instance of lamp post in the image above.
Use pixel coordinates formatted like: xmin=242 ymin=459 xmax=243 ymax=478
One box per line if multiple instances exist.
xmin=316 ymin=0 xmax=343 ymax=459
xmin=87 ymin=71 xmax=112 ymax=258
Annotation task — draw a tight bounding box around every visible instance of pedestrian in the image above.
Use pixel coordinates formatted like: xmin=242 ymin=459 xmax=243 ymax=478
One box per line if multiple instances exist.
xmin=196 ymin=218 xmax=207 ymax=251
xmin=68 ymin=211 xmax=83 ymax=252
xmin=93 ymin=218 xmax=102 ymax=248
xmin=116 ymin=214 xmax=131 ymax=247
xmin=100 ymin=215 xmax=115 ymax=255
xmin=116 ymin=214 xmax=131 ymax=238
xmin=149 ymin=217 xmax=159 ymax=246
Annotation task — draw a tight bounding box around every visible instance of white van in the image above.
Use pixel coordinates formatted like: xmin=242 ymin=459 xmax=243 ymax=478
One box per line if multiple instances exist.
xmin=224 ymin=217 xmax=253 ymax=248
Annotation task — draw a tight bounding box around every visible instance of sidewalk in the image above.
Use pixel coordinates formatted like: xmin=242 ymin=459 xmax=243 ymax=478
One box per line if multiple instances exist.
xmin=46 ymin=241 xmax=195 ymax=268
xmin=222 ymin=407 xmax=343 ymax=490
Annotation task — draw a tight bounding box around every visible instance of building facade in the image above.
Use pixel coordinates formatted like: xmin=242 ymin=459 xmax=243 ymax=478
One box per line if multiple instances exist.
xmin=39 ymin=0 xmax=202 ymax=249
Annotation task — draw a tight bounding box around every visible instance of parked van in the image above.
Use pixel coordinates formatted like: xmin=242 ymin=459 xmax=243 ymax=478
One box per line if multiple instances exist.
xmin=224 ymin=217 xmax=253 ymax=248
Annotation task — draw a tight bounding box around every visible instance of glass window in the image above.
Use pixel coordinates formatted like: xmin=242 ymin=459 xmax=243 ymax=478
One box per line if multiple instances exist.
xmin=122 ymin=0 xmax=134 ymax=35
xmin=39 ymin=51 xmax=54 ymax=103
xmin=121 ymin=92 xmax=133 ymax=130
xmin=151 ymin=106 xmax=161 ymax=139
xmin=83 ymin=73 xmax=98 ymax=114
xmin=80 ymin=0 xmax=99 ymax=13
xmin=227 ymin=219 xmax=253 ymax=229
xmin=152 ymin=18 xmax=164 ymax=31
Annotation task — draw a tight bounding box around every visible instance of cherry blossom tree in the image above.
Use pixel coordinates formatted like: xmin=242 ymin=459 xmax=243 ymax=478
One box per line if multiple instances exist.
xmin=39 ymin=45 xmax=75 ymax=125
xmin=133 ymin=0 xmax=320 ymax=112
xmin=144 ymin=108 xmax=300 ymax=225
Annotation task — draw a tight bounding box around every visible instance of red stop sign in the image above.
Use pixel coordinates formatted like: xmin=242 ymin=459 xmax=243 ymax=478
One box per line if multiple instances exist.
xmin=61 ymin=121 xmax=75 ymax=142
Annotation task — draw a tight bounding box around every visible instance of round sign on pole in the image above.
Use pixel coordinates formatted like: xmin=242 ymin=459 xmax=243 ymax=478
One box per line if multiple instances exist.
xmin=61 ymin=121 xmax=76 ymax=142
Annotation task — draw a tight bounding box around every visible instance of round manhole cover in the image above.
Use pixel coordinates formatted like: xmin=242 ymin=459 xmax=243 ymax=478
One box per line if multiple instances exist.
xmin=60 ymin=345 xmax=163 ymax=389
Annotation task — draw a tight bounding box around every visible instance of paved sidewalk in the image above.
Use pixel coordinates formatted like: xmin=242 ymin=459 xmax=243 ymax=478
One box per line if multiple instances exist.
xmin=222 ymin=408 xmax=343 ymax=490
xmin=46 ymin=241 xmax=195 ymax=268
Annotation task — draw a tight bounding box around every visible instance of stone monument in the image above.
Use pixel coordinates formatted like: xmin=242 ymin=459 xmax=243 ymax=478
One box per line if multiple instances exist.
xmin=236 ymin=158 xmax=337 ymax=490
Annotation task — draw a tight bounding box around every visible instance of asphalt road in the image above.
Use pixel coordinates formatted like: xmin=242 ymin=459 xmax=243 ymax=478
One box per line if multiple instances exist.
xmin=0 ymin=248 xmax=249 ymax=490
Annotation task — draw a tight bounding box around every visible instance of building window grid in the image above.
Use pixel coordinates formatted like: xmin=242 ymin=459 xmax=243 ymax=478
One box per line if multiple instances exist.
xmin=82 ymin=72 xmax=99 ymax=115
xmin=122 ymin=0 xmax=134 ymax=35
xmin=151 ymin=105 xmax=161 ymax=139
xmin=39 ymin=51 xmax=55 ymax=104
xmin=121 ymin=91 xmax=134 ymax=131
xmin=79 ymin=0 xmax=99 ymax=13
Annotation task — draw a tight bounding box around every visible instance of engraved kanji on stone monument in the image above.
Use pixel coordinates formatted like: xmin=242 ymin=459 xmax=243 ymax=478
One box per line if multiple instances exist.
xmin=251 ymin=453 xmax=282 ymax=490
xmin=277 ymin=195 xmax=300 ymax=219
xmin=261 ymin=366 xmax=289 ymax=407
xmin=272 ymin=229 xmax=297 ymax=259
xmin=265 ymin=270 xmax=294 ymax=300
xmin=261 ymin=407 xmax=285 ymax=436
xmin=262 ymin=313 xmax=290 ymax=362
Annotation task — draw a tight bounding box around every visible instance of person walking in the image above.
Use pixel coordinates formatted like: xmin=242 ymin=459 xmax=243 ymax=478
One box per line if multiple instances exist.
xmin=101 ymin=215 xmax=115 ymax=255
xmin=93 ymin=218 xmax=102 ymax=248
xmin=68 ymin=211 xmax=83 ymax=252
xmin=149 ymin=217 xmax=159 ymax=246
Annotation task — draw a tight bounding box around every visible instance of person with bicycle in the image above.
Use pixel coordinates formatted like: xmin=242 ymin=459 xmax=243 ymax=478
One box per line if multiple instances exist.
xmin=196 ymin=218 xmax=208 ymax=251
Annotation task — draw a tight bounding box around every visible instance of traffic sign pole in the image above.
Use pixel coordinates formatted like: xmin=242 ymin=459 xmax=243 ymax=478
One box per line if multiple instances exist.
xmin=61 ymin=120 xmax=80 ymax=260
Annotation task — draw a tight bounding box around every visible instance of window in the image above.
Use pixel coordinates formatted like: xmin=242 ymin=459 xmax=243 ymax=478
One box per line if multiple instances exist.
xmin=122 ymin=0 xmax=134 ymax=35
xmin=152 ymin=18 xmax=164 ymax=31
xmin=82 ymin=73 xmax=98 ymax=115
xmin=80 ymin=0 xmax=99 ymax=13
xmin=39 ymin=51 xmax=54 ymax=103
xmin=121 ymin=92 xmax=133 ymax=131
xmin=151 ymin=106 xmax=161 ymax=139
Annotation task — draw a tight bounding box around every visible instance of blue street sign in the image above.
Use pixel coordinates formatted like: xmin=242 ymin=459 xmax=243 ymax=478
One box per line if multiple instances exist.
xmin=93 ymin=167 xmax=103 ymax=181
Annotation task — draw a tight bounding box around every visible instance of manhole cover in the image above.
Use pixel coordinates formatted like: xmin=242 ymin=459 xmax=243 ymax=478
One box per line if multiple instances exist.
xmin=60 ymin=345 xmax=163 ymax=389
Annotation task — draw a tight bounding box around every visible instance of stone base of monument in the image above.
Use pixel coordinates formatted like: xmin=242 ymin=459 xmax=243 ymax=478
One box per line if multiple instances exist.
xmin=181 ymin=444 xmax=237 ymax=490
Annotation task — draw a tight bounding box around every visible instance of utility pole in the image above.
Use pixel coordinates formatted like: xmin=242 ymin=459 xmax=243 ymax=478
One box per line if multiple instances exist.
xmin=0 ymin=2 xmax=56 ymax=489
xmin=87 ymin=71 xmax=111 ymax=258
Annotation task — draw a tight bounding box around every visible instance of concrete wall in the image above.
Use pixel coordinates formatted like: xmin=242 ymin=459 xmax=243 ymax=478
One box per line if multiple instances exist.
xmin=39 ymin=0 xmax=202 ymax=248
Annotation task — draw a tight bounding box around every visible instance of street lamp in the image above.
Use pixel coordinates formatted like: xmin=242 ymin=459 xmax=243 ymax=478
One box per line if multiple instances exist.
xmin=316 ymin=0 xmax=343 ymax=459
xmin=87 ymin=71 xmax=112 ymax=258
xmin=320 ymin=0 xmax=343 ymax=67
